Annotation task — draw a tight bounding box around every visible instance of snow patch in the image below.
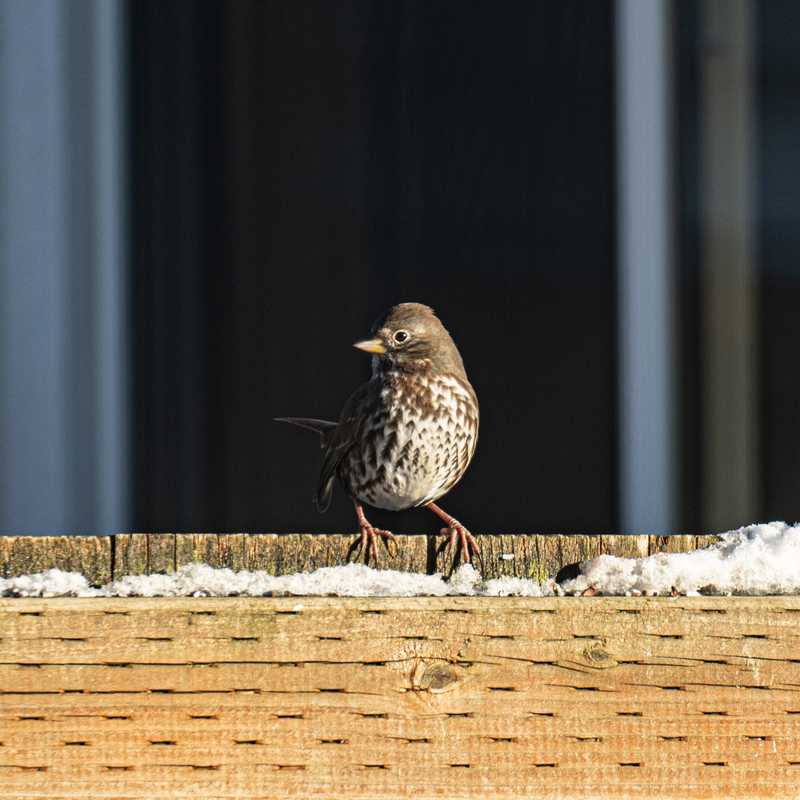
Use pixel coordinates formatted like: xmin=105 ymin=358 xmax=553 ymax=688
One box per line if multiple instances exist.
xmin=2 ymin=522 xmax=799 ymax=598
xmin=0 ymin=562 xmax=550 ymax=599
xmin=559 ymin=521 xmax=800 ymax=596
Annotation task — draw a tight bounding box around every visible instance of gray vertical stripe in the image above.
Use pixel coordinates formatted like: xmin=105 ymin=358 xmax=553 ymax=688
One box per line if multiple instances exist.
xmin=616 ymin=0 xmax=678 ymax=533
xmin=0 ymin=0 xmax=128 ymax=533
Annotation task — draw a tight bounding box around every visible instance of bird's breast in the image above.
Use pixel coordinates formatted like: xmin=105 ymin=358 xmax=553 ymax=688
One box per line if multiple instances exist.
xmin=343 ymin=373 xmax=478 ymax=511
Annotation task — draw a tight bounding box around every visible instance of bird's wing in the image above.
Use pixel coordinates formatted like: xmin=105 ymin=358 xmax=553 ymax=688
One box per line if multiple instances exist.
xmin=315 ymin=380 xmax=375 ymax=513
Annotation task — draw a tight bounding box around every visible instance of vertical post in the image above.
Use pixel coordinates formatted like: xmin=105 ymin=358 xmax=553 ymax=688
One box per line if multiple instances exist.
xmin=616 ymin=0 xmax=677 ymax=534
xmin=701 ymin=0 xmax=758 ymax=531
xmin=0 ymin=0 xmax=69 ymax=532
xmin=0 ymin=0 xmax=128 ymax=533
xmin=91 ymin=0 xmax=130 ymax=532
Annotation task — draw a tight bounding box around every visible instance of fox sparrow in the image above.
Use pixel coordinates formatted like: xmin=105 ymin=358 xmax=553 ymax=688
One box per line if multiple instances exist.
xmin=276 ymin=302 xmax=480 ymax=566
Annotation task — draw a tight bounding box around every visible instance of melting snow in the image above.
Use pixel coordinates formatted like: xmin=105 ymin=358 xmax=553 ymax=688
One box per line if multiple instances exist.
xmin=1 ymin=521 xmax=799 ymax=598
xmin=559 ymin=521 xmax=800 ymax=597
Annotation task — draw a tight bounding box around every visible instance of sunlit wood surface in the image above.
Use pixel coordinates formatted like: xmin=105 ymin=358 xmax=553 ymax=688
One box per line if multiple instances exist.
xmin=1 ymin=595 xmax=799 ymax=799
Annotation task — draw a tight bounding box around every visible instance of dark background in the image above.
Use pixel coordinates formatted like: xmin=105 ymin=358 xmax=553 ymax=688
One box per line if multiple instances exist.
xmin=3 ymin=0 xmax=797 ymax=537
xmin=129 ymin=1 xmax=617 ymax=533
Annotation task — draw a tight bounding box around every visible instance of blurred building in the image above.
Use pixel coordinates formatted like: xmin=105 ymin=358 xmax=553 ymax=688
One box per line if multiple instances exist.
xmin=0 ymin=0 xmax=796 ymax=536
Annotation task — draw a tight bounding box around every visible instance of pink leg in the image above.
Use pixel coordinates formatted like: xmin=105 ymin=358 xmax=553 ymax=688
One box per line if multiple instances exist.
xmin=348 ymin=503 xmax=398 ymax=564
xmin=426 ymin=502 xmax=481 ymax=567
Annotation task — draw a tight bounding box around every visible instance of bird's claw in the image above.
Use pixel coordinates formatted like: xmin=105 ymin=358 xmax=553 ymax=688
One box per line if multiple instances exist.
xmin=437 ymin=523 xmax=482 ymax=572
xmin=348 ymin=525 xmax=398 ymax=565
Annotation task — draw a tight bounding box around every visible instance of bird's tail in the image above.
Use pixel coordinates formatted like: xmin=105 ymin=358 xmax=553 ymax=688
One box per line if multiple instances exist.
xmin=274 ymin=417 xmax=337 ymax=446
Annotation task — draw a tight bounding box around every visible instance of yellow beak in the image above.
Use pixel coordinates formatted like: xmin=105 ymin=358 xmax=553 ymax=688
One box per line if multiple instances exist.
xmin=353 ymin=338 xmax=386 ymax=354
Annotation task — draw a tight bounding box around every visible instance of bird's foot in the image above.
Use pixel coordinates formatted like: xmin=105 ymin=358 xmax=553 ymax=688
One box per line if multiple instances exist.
xmin=437 ymin=522 xmax=482 ymax=571
xmin=348 ymin=523 xmax=398 ymax=565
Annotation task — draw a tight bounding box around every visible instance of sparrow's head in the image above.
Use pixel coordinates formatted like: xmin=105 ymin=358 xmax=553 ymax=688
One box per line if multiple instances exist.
xmin=353 ymin=302 xmax=466 ymax=377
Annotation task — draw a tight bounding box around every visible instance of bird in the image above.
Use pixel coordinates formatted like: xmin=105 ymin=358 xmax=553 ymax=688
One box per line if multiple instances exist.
xmin=276 ymin=302 xmax=480 ymax=567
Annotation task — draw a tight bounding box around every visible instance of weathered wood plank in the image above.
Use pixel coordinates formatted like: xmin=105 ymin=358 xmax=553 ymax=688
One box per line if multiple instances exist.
xmin=113 ymin=534 xmax=148 ymax=579
xmin=433 ymin=534 xmax=606 ymax=581
xmin=1 ymin=533 xmax=717 ymax=584
xmin=0 ymin=596 xmax=798 ymax=799
xmin=0 ymin=536 xmax=112 ymax=585
xmin=147 ymin=534 xmax=176 ymax=574
xmin=600 ymin=533 xmax=651 ymax=558
xmin=649 ymin=534 xmax=698 ymax=555
xmin=242 ymin=533 xmax=431 ymax=575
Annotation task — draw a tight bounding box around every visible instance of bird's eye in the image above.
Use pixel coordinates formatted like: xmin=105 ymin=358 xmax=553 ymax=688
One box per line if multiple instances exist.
xmin=393 ymin=330 xmax=410 ymax=345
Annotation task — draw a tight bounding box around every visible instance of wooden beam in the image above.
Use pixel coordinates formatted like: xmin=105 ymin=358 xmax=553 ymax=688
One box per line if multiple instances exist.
xmin=0 ymin=595 xmax=797 ymax=798
xmin=0 ymin=533 xmax=715 ymax=583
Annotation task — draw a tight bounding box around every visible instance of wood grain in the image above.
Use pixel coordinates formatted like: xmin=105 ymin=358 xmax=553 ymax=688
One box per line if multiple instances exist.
xmin=0 ymin=536 xmax=112 ymax=585
xmin=1 ymin=533 xmax=710 ymax=584
xmin=0 ymin=596 xmax=798 ymax=799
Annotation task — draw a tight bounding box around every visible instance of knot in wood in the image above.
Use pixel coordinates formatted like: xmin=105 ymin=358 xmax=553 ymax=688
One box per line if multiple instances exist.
xmin=582 ymin=644 xmax=617 ymax=669
xmin=412 ymin=661 xmax=460 ymax=692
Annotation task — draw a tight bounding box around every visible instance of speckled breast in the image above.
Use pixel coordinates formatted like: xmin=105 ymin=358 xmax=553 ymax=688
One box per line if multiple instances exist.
xmin=342 ymin=371 xmax=479 ymax=511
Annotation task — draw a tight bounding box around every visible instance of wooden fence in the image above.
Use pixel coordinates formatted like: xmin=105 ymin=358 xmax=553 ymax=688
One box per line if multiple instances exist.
xmin=1 ymin=533 xmax=797 ymax=800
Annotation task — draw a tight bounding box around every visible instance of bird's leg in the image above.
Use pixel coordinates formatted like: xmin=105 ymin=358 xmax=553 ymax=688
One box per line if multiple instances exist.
xmin=426 ymin=502 xmax=482 ymax=569
xmin=348 ymin=503 xmax=398 ymax=565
